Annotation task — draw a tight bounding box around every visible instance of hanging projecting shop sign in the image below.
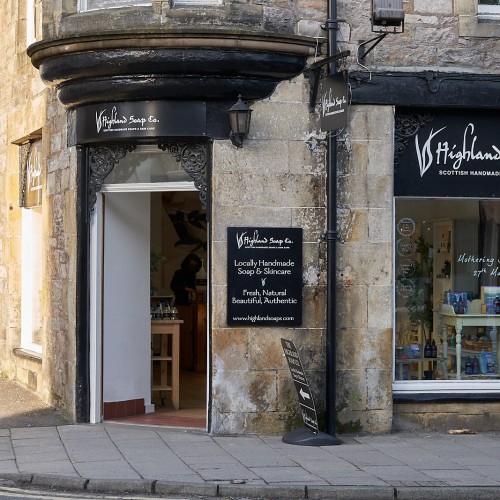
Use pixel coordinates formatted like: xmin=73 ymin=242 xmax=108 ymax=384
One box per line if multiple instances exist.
xmin=395 ymin=111 xmax=500 ymax=198
xmin=227 ymin=227 xmax=302 ymax=326
xmin=318 ymin=72 xmax=348 ymax=131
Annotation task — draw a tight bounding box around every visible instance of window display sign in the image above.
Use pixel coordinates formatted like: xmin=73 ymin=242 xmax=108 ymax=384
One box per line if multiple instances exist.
xmin=395 ymin=111 xmax=500 ymax=198
xmin=227 ymin=227 xmax=302 ymax=326
xmin=22 ymin=140 xmax=42 ymax=208
xmin=75 ymin=101 xmax=207 ymax=143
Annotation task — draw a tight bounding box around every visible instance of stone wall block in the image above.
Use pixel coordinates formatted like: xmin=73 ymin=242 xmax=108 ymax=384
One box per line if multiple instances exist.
xmin=212 ymin=328 xmax=249 ymax=372
xmin=212 ymin=369 xmax=278 ymax=413
xmin=250 ymin=102 xmax=311 ymax=141
xmin=336 ymin=369 xmax=368 ymax=413
xmin=337 ymin=242 xmax=392 ymax=286
xmin=338 ymin=208 xmax=368 ymax=243
xmin=414 ymin=26 xmax=458 ymax=46
xmin=414 ymin=0 xmax=453 ymax=15
xmin=220 ymin=140 xmax=290 ymax=175
xmin=367 ymin=175 xmax=393 ymax=209
xmin=302 ymin=286 xmax=327 ymax=327
xmin=365 ymin=368 xmax=392 ymax=410
xmin=213 ymin=171 xmax=325 ymax=209
xmin=367 ymin=286 xmax=393 ymax=329
xmin=348 ymin=106 xmax=394 ymax=143
xmin=263 ymin=7 xmax=295 ymax=33
xmin=288 ymin=139 xmax=327 ymax=175
xmin=335 ymin=283 xmax=368 ymax=329
xmin=210 ymin=284 xmax=227 ymax=329
xmin=336 ymin=328 xmax=364 ymax=371
xmin=271 ymin=77 xmax=308 ymax=104
xmin=303 ymin=240 xmax=324 ymax=287
xmin=291 ymin=207 xmax=326 ymax=243
xmin=337 ymin=165 xmax=368 ymax=209
xmin=368 ymin=208 xmax=392 ymax=243
xmin=366 ymin=139 xmax=394 ymax=177
xmin=362 ymin=328 xmax=393 ymax=371
xmin=210 ymin=240 xmax=226 ymax=286
xmin=210 ymin=205 xmax=292 ymax=242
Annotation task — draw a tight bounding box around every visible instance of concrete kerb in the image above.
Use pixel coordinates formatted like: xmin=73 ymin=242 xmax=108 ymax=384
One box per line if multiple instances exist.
xmin=307 ymin=486 xmax=395 ymax=500
xmin=31 ymin=474 xmax=88 ymax=491
xmin=86 ymin=478 xmax=154 ymax=494
xmin=396 ymin=487 xmax=500 ymax=500
xmin=155 ymin=481 xmax=218 ymax=497
xmin=218 ymin=483 xmax=306 ymax=499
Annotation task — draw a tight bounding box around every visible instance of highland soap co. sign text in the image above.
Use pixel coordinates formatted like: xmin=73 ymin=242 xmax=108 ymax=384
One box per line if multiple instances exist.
xmin=227 ymin=227 xmax=303 ymax=326
xmin=395 ymin=111 xmax=500 ymax=198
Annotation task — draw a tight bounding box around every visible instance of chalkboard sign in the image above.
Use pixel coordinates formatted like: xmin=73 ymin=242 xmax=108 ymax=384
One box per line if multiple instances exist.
xmin=227 ymin=227 xmax=302 ymax=326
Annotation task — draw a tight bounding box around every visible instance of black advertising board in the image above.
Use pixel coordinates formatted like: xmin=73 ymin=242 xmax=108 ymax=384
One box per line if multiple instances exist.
xmin=75 ymin=101 xmax=207 ymax=143
xmin=281 ymin=338 xmax=318 ymax=434
xmin=395 ymin=111 xmax=500 ymax=198
xmin=227 ymin=227 xmax=302 ymax=326
xmin=318 ymin=72 xmax=348 ymax=132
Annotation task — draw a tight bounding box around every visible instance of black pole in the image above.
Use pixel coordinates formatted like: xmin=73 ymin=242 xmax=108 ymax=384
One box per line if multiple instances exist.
xmin=75 ymin=145 xmax=90 ymax=423
xmin=325 ymin=0 xmax=341 ymax=442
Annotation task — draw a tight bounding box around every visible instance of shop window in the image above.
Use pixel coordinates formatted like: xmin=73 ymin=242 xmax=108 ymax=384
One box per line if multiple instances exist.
xmin=395 ymin=199 xmax=500 ymax=384
xmin=456 ymin=0 xmax=500 ymax=37
xmin=78 ymin=0 xmax=151 ymax=11
xmin=20 ymin=140 xmax=43 ymax=354
xmin=394 ymin=109 xmax=500 ymax=392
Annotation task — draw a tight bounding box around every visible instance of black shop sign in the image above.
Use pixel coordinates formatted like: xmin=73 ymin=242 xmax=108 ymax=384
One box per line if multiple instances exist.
xmin=227 ymin=227 xmax=302 ymax=326
xmin=395 ymin=110 xmax=500 ymax=198
xmin=75 ymin=101 xmax=207 ymax=143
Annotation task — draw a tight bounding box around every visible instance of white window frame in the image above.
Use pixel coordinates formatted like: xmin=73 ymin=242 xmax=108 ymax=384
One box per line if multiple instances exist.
xmin=78 ymin=0 xmax=151 ymax=12
xmin=26 ymin=0 xmax=37 ymax=45
xmin=173 ymin=0 xmax=222 ymax=5
xmin=456 ymin=0 xmax=500 ymax=37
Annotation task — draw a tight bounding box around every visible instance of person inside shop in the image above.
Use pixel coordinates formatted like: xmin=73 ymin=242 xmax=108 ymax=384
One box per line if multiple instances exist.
xmin=170 ymin=253 xmax=202 ymax=306
xmin=170 ymin=253 xmax=202 ymax=370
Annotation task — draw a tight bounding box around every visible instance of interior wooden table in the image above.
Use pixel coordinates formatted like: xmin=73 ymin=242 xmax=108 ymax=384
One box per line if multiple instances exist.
xmin=151 ymin=320 xmax=182 ymax=410
xmin=440 ymin=301 xmax=499 ymax=380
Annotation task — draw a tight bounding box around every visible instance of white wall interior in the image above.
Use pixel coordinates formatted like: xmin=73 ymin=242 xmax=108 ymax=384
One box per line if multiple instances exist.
xmin=102 ymin=192 xmax=151 ymax=404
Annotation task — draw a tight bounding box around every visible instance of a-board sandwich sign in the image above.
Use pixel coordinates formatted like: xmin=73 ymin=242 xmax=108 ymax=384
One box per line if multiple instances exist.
xmin=227 ymin=227 xmax=302 ymax=326
xmin=281 ymin=338 xmax=319 ymax=434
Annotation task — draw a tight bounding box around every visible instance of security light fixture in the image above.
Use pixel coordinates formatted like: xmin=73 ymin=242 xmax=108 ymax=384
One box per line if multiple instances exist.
xmin=359 ymin=0 xmax=405 ymax=60
xmin=228 ymin=95 xmax=252 ymax=148
xmin=372 ymin=0 xmax=405 ymax=33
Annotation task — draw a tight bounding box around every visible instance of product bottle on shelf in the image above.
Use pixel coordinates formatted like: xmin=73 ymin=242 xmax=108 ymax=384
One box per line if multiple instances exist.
xmin=424 ymin=340 xmax=432 ymax=358
xmin=473 ymin=356 xmax=480 ymax=375
xmin=465 ymin=357 xmax=473 ymax=375
xmin=494 ymin=296 xmax=500 ymax=314
xmin=431 ymin=340 xmax=437 ymax=358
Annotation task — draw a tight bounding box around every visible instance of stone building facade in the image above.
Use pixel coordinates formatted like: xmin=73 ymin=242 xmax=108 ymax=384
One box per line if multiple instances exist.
xmin=1 ymin=0 xmax=500 ymax=436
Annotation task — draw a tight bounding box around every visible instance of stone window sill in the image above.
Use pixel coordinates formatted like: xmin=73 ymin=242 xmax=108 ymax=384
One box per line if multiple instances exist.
xmin=13 ymin=348 xmax=42 ymax=364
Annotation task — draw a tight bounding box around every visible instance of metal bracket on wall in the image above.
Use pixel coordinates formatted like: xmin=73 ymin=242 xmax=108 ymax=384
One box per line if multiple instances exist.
xmin=158 ymin=143 xmax=209 ymax=211
xmin=305 ymin=50 xmax=351 ymax=113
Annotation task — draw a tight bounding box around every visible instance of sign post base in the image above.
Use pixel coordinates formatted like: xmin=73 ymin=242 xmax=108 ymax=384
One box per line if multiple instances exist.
xmin=282 ymin=427 xmax=342 ymax=446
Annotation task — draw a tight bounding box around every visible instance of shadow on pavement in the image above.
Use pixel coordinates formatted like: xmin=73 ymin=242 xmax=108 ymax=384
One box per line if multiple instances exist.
xmin=0 ymin=378 xmax=71 ymax=428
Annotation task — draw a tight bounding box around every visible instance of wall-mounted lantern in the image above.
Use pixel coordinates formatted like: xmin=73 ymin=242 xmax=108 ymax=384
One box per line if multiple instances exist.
xmin=228 ymin=95 xmax=252 ymax=148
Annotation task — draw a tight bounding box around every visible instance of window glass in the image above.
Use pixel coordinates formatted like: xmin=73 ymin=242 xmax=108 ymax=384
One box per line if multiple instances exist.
xmin=103 ymin=145 xmax=192 ymax=184
xmin=80 ymin=0 xmax=151 ymax=11
xmin=395 ymin=199 xmax=500 ymax=382
xmin=21 ymin=206 xmax=43 ymax=354
xmin=479 ymin=0 xmax=500 ymax=14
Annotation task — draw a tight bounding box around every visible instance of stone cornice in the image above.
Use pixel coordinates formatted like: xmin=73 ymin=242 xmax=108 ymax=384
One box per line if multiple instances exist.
xmin=27 ymin=30 xmax=317 ymax=108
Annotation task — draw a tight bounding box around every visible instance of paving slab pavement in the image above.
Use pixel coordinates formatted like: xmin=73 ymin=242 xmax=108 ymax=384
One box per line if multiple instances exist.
xmin=1 ymin=379 xmax=500 ymax=498
xmin=0 ymin=423 xmax=500 ymax=498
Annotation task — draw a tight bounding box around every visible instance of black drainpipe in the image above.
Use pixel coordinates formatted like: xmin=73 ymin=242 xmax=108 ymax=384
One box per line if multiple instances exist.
xmin=325 ymin=0 xmax=340 ymax=439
